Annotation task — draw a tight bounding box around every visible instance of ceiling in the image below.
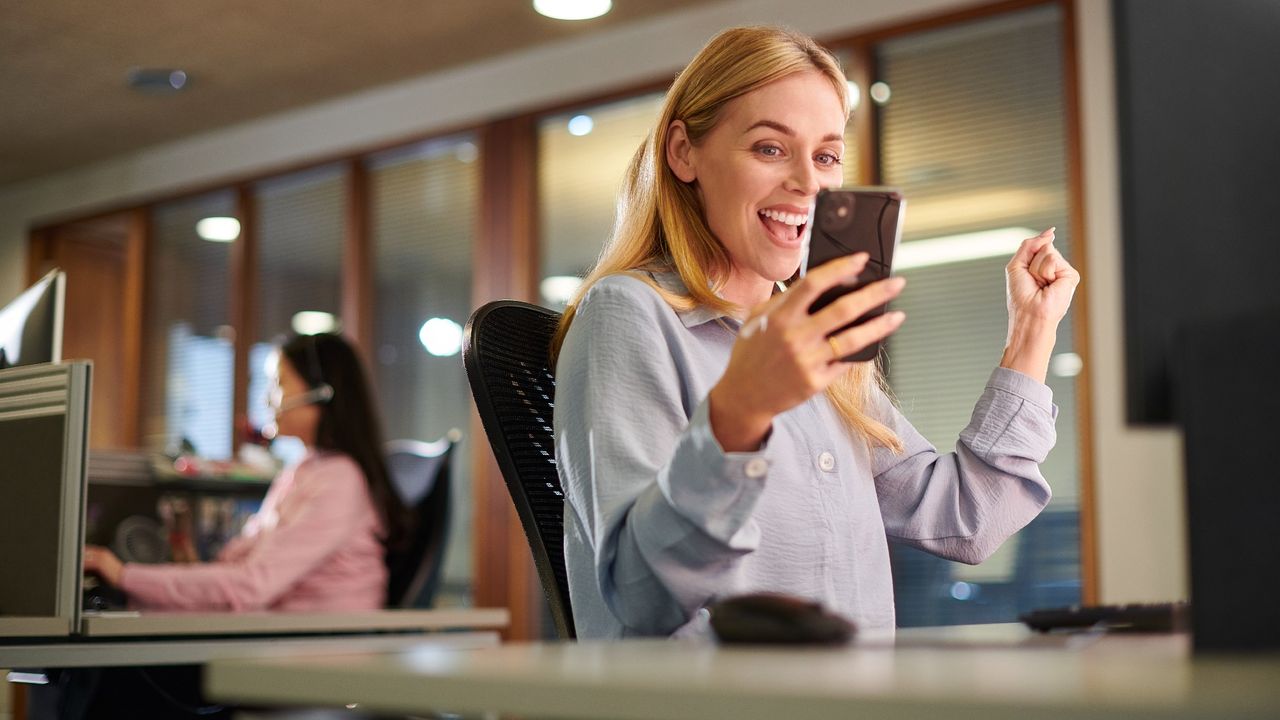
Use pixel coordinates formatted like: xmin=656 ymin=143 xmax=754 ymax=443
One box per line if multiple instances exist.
xmin=0 ymin=0 xmax=720 ymax=188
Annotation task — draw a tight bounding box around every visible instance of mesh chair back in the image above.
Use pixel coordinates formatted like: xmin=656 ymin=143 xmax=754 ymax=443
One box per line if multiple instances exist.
xmin=385 ymin=437 xmax=454 ymax=609
xmin=463 ymin=300 xmax=574 ymax=639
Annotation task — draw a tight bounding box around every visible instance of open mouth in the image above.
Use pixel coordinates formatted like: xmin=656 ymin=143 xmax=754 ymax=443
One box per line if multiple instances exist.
xmin=758 ymin=208 xmax=808 ymax=247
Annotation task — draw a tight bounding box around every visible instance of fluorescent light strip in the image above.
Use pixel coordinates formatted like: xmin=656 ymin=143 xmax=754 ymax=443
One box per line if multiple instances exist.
xmin=896 ymin=227 xmax=1037 ymax=270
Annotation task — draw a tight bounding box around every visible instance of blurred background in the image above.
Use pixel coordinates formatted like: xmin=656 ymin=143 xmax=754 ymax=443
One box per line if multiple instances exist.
xmin=0 ymin=0 xmax=1208 ymax=642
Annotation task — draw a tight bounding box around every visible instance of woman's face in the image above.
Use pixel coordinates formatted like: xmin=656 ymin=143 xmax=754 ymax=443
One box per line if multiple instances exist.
xmin=670 ymin=70 xmax=847 ymax=291
xmin=268 ymin=352 xmax=320 ymax=444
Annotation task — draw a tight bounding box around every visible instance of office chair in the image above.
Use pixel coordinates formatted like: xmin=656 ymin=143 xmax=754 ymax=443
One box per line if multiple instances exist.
xmin=384 ymin=435 xmax=456 ymax=609
xmin=462 ymin=300 xmax=575 ymax=639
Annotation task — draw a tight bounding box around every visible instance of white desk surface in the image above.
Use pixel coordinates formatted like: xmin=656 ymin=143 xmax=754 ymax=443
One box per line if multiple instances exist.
xmin=1 ymin=631 xmax=498 ymax=669
xmin=79 ymin=607 xmax=509 ymax=637
xmin=0 ymin=608 xmax=507 ymax=668
xmin=205 ymin=623 xmax=1280 ymax=720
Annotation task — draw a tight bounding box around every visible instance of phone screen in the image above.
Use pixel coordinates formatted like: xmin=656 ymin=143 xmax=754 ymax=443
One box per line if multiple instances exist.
xmin=801 ymin=187 xmax=905 ymax=362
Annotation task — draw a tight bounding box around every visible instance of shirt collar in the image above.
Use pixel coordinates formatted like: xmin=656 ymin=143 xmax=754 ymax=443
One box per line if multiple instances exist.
xmin=649 ymin=270 xmax=741 ymax=329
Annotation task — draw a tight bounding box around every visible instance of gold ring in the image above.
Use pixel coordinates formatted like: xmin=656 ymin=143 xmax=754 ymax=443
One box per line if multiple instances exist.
xmin=827 ymin=336 xmax=842 ymax=360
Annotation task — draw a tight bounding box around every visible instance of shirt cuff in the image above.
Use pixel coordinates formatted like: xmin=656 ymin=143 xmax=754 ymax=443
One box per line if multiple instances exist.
xmin=987 ymin=366 xmax=1056 ymax=415
xmin=962 ymin=367 xmax=1058 ymax=462
xmin=659 ymin=398 xmax=772 ymax=542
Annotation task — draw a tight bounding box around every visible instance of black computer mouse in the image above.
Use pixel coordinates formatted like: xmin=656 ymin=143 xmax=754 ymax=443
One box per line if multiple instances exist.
xmin=708 ymin=592 xmax=856 ymax=645
xmin=82 ymin=575 xmax=128 ymax=611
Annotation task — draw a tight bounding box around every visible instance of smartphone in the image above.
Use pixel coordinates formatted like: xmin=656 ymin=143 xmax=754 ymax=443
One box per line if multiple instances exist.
xmin=801 ymin=187 xmax=905 ymax=362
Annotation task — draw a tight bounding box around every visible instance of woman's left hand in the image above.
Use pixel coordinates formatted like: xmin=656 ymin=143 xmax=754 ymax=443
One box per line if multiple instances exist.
xmin=1001 ymin=228 xmax=1082 ymax=382
xmin=1007 ymin=227 xmax=1080 ymax=325
xmin=84 ymin=545 xmax=125 ymax=587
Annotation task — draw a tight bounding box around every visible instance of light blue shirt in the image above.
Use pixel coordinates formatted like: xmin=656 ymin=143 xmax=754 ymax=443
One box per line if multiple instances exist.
xmin=553 ymin=271 xmax=1056 ymax=639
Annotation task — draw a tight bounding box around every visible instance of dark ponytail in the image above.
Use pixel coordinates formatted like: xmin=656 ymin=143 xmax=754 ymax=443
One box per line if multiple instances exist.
xmin=280 ymin=333 xmax=410 ymax=550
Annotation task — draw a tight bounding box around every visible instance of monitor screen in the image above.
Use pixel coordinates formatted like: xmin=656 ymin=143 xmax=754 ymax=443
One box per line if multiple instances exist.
xmin=0 ymin=268 xmax=65 ymax=370
xmin=1114 ymin=0 xmax=1280 ymax=424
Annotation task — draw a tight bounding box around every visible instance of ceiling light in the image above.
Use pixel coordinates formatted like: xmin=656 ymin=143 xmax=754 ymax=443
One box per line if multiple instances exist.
xmin=1051 ymin=352 xmax=1083 ymax=378
xmin=869 ymin=81 xmax=892 ymax=105
xmin=195 ymin=217 xmax=240 ymax=242
xmin=895 ymin=227 xmax=1037 ymax=270
xmin=567 ymin=115 xmax=594 ymax=136
xmin=291 ymin=311 xmax=338 ymax=336
xmin=127 ymin=68 xmax=188 ymax=94
xmin=454 ymin=141 xmax=479 ymax=163
xmin=540 ymin=275 xmax=583 ymax=306
xmin=419 ymin=318 xmax=463 ymax=357
xmin=534 ymin=0 xmax=611 ymax=21
xmin=845 ymin=81 xmax=862 ymax=111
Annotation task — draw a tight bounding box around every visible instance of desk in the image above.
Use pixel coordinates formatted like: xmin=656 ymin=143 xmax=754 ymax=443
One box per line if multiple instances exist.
xmin=206 ymin=623 xmax=1280 ymax=720
xmin=0 ymin=608 xmax=507 ymax=668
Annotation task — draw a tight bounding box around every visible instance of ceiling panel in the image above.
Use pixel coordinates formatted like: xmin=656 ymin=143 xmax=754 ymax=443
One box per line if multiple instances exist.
xmin=0 ymin=0 xmax=717 ymax=187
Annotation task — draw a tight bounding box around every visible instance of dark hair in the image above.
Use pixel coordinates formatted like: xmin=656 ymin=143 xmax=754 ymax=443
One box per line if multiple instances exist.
xmin=280 ymin=332 xmax=410 ymax=550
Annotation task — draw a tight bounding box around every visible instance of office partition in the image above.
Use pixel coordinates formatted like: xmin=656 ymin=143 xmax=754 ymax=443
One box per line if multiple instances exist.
xmin=0 ymin=361 xmax=91 ymax=637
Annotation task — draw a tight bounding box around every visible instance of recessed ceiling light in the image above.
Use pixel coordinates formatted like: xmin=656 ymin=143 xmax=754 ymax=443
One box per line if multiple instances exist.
xmin=454 ymin=141 xmax=479 ymax=163
xmin=869 ymin=81 xmax=892 ymax=105
xmin=534 ymin=0 xmax=611 ymax=21
xmin=291 ymin=311 xmax=339 ymax=336
xmin=567 ymin=114 xmax=594 ymax=136
xmin=845 ymin=81 xmax=862 ymax=111
xmin=127 ymin=68 xmax=189 ymax=94
xmin=419 ymin=318 xmax=463 ymax=357
xmin=196 ymin=217 xmax=240 ymax=242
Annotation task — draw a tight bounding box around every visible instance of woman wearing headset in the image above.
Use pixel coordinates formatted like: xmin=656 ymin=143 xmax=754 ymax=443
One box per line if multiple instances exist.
xmin=83 ymin=333 xmax=408 ymax=611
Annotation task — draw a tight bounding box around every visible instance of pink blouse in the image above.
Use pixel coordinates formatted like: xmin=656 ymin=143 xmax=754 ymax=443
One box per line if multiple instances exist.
xmin=121 ymin=451 xmax=388 ymax=611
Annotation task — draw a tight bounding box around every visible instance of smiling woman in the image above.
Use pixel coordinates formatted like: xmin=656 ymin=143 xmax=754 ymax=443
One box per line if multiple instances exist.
xmin=663 ymin=70 xmax=848 ymax=305
xmin=548 ymin=25 xmax=1078 ymax=640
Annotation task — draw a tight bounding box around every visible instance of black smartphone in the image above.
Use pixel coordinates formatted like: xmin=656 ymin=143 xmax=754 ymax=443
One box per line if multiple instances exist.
xmin=802 ymin=187 xmax=905 ymax=362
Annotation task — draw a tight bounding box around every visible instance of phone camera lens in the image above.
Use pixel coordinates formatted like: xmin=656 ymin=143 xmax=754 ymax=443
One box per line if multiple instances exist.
xmin=822 ymin=193 xmax=856 ymax=231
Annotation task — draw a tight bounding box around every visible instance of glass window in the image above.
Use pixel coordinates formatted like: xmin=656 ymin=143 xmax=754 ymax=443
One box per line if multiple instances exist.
xmin=873 ymin=5 xmax=1081 ymax=625
xmin=145 ymin=191 xmax=237 ymax=459
xmin=830 ymin=48 xmax=865 ymax=187
xmin=249 ymin=163 xmax=347 ymax=457
xmin=538 ymin=93 xmax=666 ymax=309
xmin=368 ymin=135 xmax=478 ymax=606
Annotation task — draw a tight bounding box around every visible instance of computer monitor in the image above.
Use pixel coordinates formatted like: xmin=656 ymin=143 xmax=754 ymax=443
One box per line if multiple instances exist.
xmin=1114 ymin=0 xmax=1280 ymax=424
xmin=0 ymin=268 xmax=65 ymax=370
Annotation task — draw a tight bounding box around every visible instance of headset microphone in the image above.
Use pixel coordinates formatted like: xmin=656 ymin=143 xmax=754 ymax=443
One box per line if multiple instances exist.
xmin=275 ymin=383 xmax=334 ymax=413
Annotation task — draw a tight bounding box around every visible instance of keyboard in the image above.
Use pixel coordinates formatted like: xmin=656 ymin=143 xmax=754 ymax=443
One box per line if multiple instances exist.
xmin=1020 ymin=601 xmax=1190 ymax=633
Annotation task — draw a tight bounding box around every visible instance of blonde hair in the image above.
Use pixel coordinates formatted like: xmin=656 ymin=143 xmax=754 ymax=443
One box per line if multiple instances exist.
xmin=552 ymin=25 xmax=902 ymax=453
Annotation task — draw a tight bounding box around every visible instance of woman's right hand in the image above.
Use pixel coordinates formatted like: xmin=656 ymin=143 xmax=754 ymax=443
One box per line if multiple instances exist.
xmin=84 ymin=544 xmax=125 ymax=587
xmin=708 ymin=253 xmax=906 ymax=452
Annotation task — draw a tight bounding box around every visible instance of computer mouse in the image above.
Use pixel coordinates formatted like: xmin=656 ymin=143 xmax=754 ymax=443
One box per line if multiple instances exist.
xmin=82 ymin=574 xmax=128 ymax=611
xmin=708 ymin=592 xmax=856 ymax=645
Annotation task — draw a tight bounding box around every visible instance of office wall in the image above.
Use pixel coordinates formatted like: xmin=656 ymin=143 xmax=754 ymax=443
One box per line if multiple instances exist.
xmin=1075 ymin=2 xmax=1185 ymax=603
xmin=0 ymin=227 xmax=22 ymax=305
xmin=0 ymin=0 xmax=1188 ymax=603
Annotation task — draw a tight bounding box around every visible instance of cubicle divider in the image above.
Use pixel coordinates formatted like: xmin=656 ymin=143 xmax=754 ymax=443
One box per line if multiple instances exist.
xmin=0 ymin=361 xmax=91 ymax=638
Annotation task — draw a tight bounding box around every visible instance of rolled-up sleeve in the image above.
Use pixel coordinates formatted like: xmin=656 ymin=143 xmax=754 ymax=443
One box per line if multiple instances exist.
xmin=556 ymin=277 xmax=770 ymax=635
xmin=870 ymin=367 xmax=1056 ymax=564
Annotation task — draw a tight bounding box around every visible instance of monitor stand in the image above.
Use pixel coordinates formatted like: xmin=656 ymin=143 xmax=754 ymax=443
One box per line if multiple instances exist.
xmin=1175 ymin=306 xmax=1280 ymax=652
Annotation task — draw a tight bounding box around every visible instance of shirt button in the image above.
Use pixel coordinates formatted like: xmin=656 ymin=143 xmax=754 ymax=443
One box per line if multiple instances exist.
xmin=818 ymin=452 xmax=836 ymax=472
xmin=745 ymin=458 xmax=769 ymax=478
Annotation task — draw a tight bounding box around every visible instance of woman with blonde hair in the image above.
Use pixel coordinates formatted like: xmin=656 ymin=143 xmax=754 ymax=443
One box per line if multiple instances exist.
xmin=552 ymin=26 xmax=1079 ymax=638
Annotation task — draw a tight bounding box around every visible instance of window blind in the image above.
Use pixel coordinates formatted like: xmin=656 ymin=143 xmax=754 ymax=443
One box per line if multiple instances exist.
xmin=146 ymin=191 xmax=236 ymax=458
xmin=538 ymin=93 xmax=666 ymax=308
xmin=873 ymin=4 xmax=1082 ymax=624
xmin=248 ymin=164 xmax=346 ymax=434
xmin=369 ymin=135 xmax=478 ymax=606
